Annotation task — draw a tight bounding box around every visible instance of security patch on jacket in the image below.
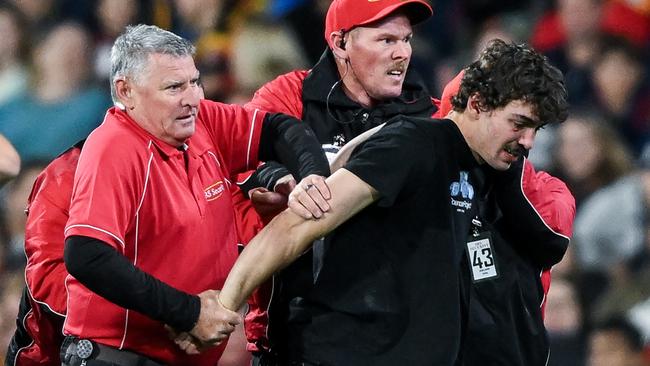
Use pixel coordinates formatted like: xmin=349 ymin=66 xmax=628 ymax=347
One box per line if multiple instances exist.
xmin=466 ymin=232 xmax=499 ymax=282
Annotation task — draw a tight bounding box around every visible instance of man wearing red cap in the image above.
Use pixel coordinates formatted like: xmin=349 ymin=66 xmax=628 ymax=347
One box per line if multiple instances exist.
xmin=237 ymin=0 xmax=437 ymax=364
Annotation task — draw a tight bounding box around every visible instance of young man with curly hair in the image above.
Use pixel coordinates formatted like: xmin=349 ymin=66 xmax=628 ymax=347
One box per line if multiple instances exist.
xmin=191 ymin=39 xmax=570 ymax=365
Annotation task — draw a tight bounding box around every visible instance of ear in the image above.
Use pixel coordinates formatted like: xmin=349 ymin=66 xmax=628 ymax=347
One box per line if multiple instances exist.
xmin=329 ymin=31 xmax=349 ymax=62
xmin=115 ymin=78 xmax=134 ymax=110
xmin=466 ymin=94 xmax=482 ymax=119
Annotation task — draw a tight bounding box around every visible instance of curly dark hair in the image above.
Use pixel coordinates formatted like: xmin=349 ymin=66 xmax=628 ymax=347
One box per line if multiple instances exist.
xmin=451 ymin=39 xmax=569 ymax=125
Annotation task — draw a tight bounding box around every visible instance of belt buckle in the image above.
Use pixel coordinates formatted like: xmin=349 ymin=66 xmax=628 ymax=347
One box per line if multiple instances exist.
xmin=76 ymin=339 xmax=94 ymax=360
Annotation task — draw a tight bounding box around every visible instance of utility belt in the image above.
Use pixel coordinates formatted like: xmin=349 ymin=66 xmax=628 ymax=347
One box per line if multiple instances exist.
xmin=61 ymin=336 xmax=165 ymax=366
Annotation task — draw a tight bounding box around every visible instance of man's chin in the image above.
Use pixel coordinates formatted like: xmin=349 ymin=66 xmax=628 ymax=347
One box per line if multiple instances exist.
xmin=496 ymin=161 xmax=512 ymax=171
xmin=487 ymin=158 xmax=511 ymax=171
xmin=376 ymin=89 xmax=403 ymax=101
xmin=177 ymin=128 xmax=195 ymax=142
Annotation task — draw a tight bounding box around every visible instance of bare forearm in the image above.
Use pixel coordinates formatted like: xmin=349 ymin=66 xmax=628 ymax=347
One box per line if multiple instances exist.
xmin=219 ymin=168 xmax=378 ymax=311
xmin=218 ymin=211 xmax=319 ymax=310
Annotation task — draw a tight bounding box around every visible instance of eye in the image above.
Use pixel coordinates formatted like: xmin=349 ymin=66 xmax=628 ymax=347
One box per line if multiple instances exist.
xmin=166 ymin=84 xmax=182 ymax=91
xmin=535 ymin=124 xmax=547 ymax=132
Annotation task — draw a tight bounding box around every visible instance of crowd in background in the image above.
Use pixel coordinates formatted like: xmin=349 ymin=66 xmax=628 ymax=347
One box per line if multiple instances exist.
xmin=0 ymin=0 xmax=649 ymax=365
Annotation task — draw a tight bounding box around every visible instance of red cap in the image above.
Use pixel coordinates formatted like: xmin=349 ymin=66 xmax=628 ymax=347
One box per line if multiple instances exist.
xmin=325 ymin=0 xmax=433 ymax=47
xmin=435 ymin=70 xmax=464 ymax=118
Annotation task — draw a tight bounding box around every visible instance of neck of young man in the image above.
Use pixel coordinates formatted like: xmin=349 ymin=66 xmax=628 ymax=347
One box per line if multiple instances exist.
xmin=448 ymin=110 xmax=485 ymax=165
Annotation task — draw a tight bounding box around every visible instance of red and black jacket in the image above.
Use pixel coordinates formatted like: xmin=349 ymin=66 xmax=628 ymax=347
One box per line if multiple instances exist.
xmin=241 ymin=49 xmax=437 ymax=357
xmin=6 ymin=141 xmax=83 ymax=366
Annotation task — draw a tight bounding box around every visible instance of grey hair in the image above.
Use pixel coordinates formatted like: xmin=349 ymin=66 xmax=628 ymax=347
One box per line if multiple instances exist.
xmin=110 ymin=24 xmax=196 ymax=105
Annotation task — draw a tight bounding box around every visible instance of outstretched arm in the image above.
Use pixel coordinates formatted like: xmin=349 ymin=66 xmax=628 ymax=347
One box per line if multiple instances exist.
xmin=219 ymin=168 xmax=378 ymax=311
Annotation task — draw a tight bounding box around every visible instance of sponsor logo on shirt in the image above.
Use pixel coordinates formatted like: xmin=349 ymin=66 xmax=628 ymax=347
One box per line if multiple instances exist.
xmin=450 ymin=171 xmax=474 ymax=212
xmin=204 ymin=181 xmax=225 ymax=201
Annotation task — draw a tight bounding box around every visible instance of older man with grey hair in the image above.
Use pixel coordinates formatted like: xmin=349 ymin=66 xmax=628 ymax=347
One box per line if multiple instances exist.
xmin=60 ymin=24 xmax=328 ymax=366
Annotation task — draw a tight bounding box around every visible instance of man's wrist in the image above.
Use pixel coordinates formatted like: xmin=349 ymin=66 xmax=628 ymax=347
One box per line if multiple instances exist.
xmin=178 ymin=294 xmax=202 ymax=332
xmin=217 ymin=293 xmax=237 ymax=312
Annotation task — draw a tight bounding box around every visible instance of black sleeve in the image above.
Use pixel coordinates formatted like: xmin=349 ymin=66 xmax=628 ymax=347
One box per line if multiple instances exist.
xmin=344 ymin=119 xmax=431 ymax=207
xmin=63 ymin=235 xmax=200 ymax=332
xmin=239 ymin=161 xmax=292 ymax=197
xmin=258 ymin=113 xmax=330 ymax=180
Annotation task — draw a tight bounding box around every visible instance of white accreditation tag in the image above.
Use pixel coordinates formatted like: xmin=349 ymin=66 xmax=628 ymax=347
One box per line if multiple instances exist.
xmin=466 ymin=232 xmax=498 ymax=282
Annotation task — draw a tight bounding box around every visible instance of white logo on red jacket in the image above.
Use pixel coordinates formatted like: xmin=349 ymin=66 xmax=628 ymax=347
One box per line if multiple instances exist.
xmin=204 ymin=181 xmax=225 ymax=201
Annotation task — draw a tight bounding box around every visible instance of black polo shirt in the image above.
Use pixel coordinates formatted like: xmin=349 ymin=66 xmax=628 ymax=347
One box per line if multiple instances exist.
xmin=286 ymin=117 xmax=485 ymax=366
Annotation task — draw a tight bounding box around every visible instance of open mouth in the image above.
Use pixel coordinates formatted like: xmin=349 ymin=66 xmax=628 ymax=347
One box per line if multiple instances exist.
xmin=387 ymin=62 xmax=407 ymax=79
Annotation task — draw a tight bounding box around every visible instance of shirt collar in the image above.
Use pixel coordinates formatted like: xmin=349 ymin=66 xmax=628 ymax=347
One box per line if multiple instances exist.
xmin=108 ymin=107 xmax=186 ymax=158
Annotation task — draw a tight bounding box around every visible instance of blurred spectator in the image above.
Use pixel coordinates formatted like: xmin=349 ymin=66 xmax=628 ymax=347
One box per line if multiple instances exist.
xmin=8 ymin=0 xmax=60 ymax=38
xmin=472 ymin=20 xmax=516 ymax=58
xmin=267 ymin=0 xmax=326 ymax=64
xmin=170 ymin=0 xmax=259 ymax=101
xmin=0 ymin=2 xmax=28 ymax=106
xmin=194 ymin=31 xmax=237 ymax=102
xmin=545 ymin=277 xmax=587 ymax=366
xmin=92 ymin=0 xmax=140 ymax=81
xmin=553 ymin=113 xmax=637 ymax=320
xmin=0 ymin=22 xmax=111 ymax=165
xmin=168 ymin=0 xmax=308 ymax=102
xmin=573 ymin=167 xmax=649 ymax=280
xmin=593 ymin=268 xmax=650 ymax=340
xmin=531 ymin=0 xmax=603 ymax=106
xmin=588 ymin=315 xmax=649 ymax=366
xmin=436 ymin=18 xmax=518 ymax=95
xmin=572 ymin=165 xmax=650 ymax=320
xmin=172 ymin=0 xmax=240 ymax=42
xmin=589 ymin=36 xmax=650 ymax=156
xmin=553 ymin=112 xmax=634 ymax=205
xmin=600 ymin=0 xmax=650 ymax=48
xmin=232 ymin=18 xmax=308 ymax=99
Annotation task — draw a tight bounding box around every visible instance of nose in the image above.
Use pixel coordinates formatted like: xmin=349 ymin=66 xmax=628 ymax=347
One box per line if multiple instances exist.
xmin=393 ymin=41 xmax=411 ymax=60
xmin=518 ymin=127 xmax=536 ymax=151
xmin=182 ymin=83 xmax=201 ymax=109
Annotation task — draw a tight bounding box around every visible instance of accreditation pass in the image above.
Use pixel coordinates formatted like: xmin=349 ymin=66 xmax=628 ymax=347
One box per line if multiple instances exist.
xmin=466 ymin=232 xmax=498 ymax=282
